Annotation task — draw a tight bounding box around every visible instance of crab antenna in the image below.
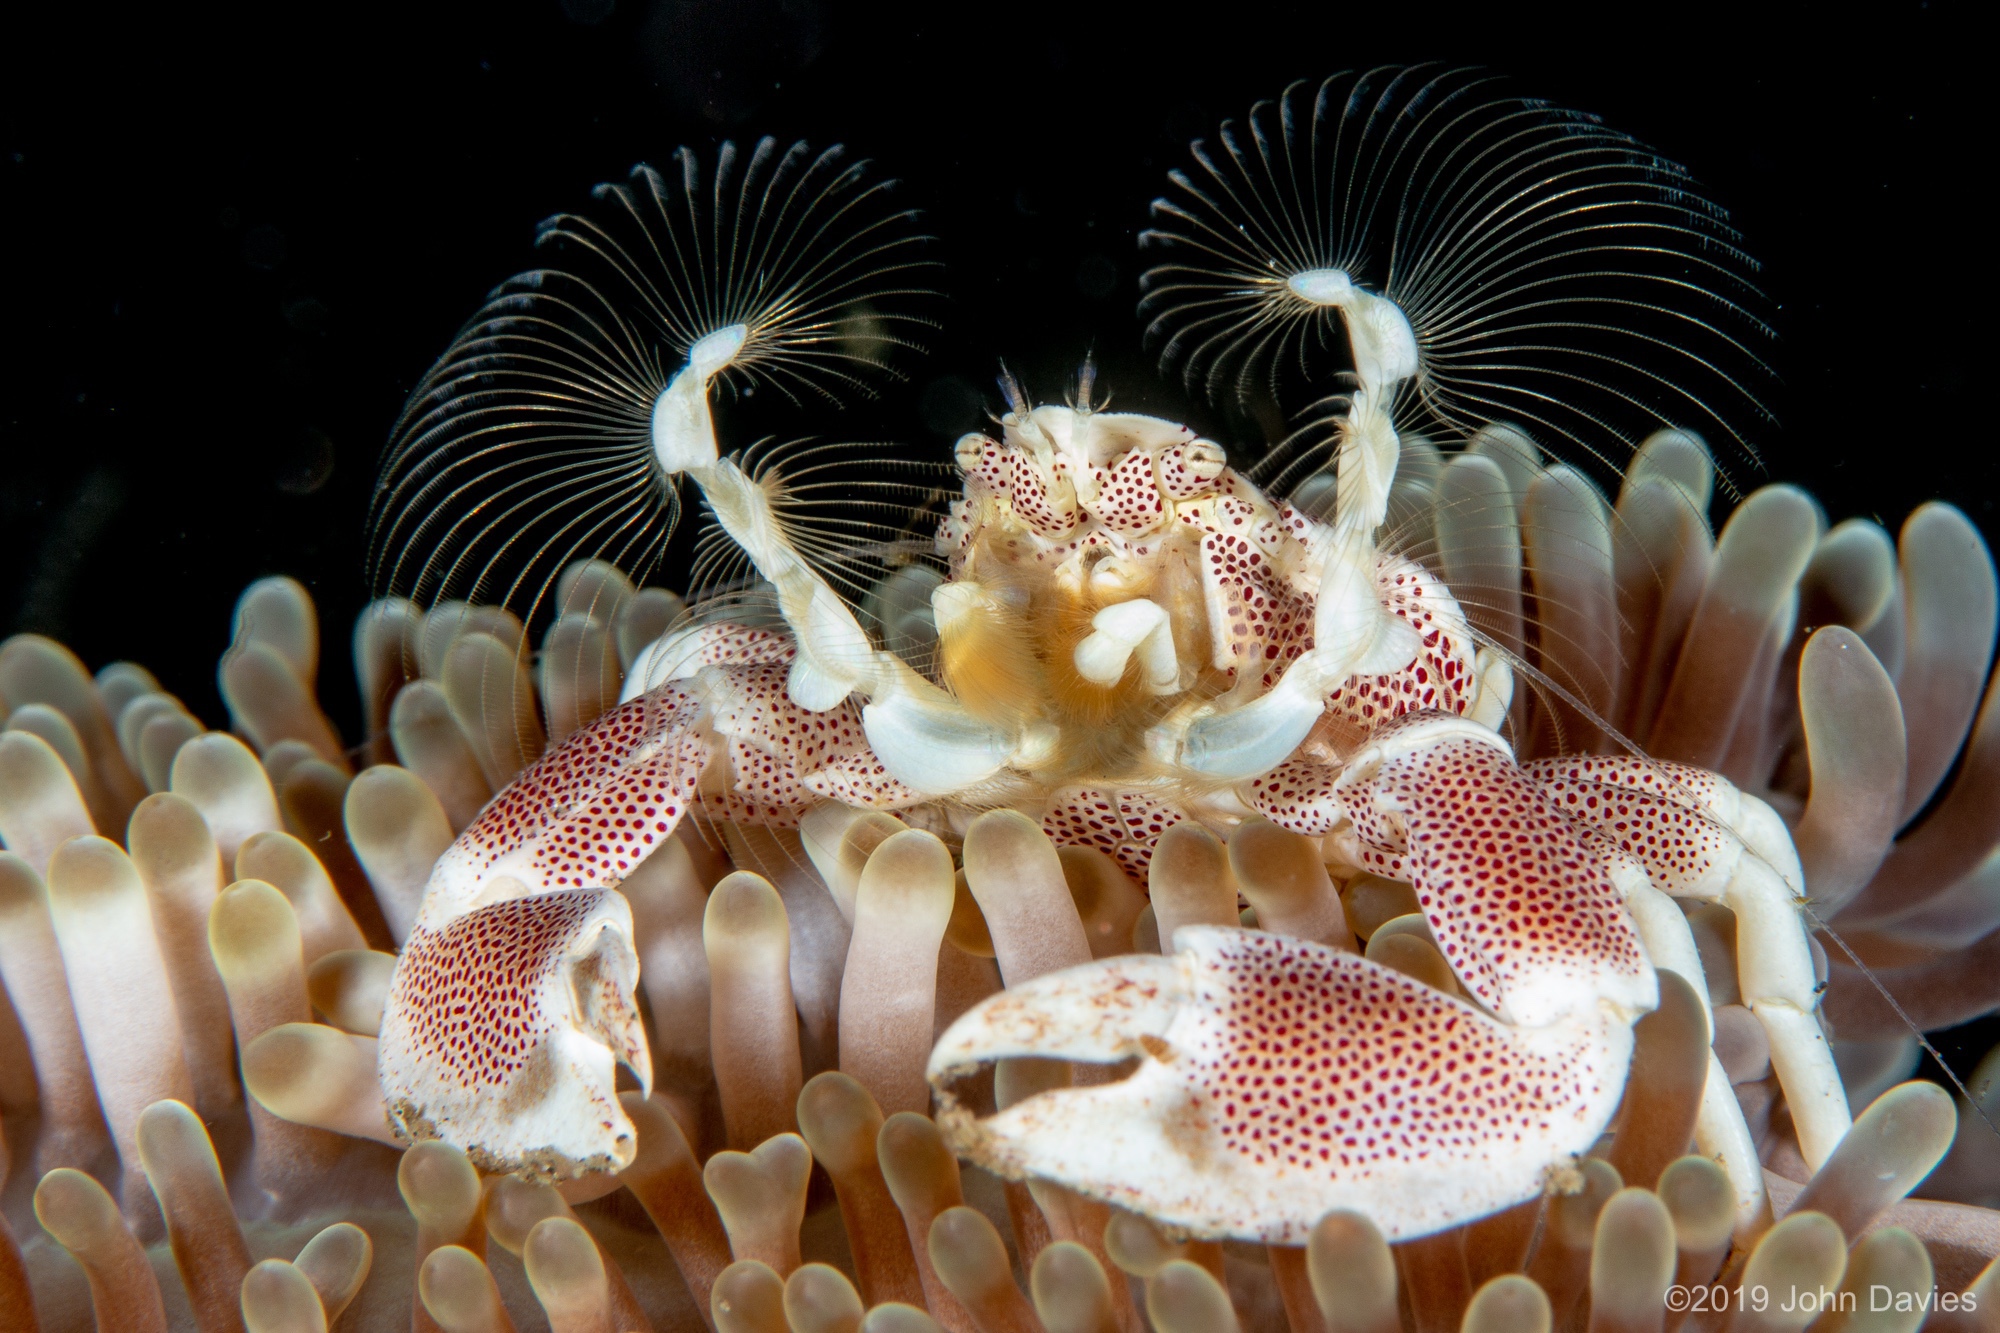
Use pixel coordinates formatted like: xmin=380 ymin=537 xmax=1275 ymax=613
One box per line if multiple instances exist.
xmin=1073 ymin=353 xmax=1099 ymax=412
xmin=995 ymin=364 xmax=1032 ymax=418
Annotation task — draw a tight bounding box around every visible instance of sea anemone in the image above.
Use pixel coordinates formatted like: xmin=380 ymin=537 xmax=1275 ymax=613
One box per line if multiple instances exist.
xmin=2 ymin=485 xmax=1999 ymax=1331
xmin=2 ymin=54 xmax=1991 ymax=1333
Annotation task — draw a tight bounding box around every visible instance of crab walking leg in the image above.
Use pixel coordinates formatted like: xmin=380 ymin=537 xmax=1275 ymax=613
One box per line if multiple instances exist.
xmin=1698 ymin=1048 xmax=1768 ymax=1234
xmin=621 ymin=624 xmax=796 ymax=700
xmin=1606 ymin=864 xmax=1713 ymax=1038
xmin=1521 ymin=755 xmax=1803 ymax=895
xmin=1729 ymin=857 xmax=1850 ymax=1170
xmin=1602 ymin=851 xmax=1765 ymax=1225
xmin=1467 ymin=648 xmax=1516 ymax=733
xmin=378 ymin=684 xmax=712 ymax=1178
xmin=927 ymin=929 xmax=1638 ymax=1244
xmin=1528 ymin=764 xmax=1851 ymax=1170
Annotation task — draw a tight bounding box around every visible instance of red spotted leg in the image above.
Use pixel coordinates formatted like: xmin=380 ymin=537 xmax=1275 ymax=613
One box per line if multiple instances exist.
xmin=378 ymin=682 xmax=711 ymax=1180
xmin=1242 ymin=733 xmax=1777 ymax=1230
xmin=1348 ymin=726 xmax=1778 ymax=1221
xmin=1333 ymin=716 xmax=1657 ymax=1031
xmin=1522 ymin=754 xmax=1851 ymax=1175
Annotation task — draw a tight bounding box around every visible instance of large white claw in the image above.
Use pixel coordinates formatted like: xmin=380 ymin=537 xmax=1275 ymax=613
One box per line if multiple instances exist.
xmin=928 ymin=926 xmax=1636 ymax=1244
xmin=379 ymin=887 xmax=651 ymax=1182
xmin=378 ymin=685 xmax=708 ymax=1181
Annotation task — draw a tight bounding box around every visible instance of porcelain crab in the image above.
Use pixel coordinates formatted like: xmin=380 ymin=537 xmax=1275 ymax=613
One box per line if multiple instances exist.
xmin=374 ymin=283 xmax=1844 ymax=1248
xmin=372 ymin=79 xmax=1851 ymax=1245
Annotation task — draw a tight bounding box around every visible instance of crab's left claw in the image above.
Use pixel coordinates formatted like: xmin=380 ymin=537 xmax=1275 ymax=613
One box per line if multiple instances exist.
xmin=928 ymin=926 xmax=1637 ymax=1244
xmin=380 ymin=887 xmax=652 ymax=1180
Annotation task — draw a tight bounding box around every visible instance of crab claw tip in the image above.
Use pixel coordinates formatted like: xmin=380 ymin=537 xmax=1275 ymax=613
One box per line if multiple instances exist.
xmin=927 ymin=951 xmax=1188 ymax=1084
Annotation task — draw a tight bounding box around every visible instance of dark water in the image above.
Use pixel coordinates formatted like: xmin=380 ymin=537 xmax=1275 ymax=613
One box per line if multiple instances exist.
xmin=1 ymin=2 xmax=1987 ymax=1059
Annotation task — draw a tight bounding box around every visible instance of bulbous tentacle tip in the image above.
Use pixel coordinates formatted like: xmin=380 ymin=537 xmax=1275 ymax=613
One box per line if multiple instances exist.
xmin=377 ymin=887 xmax=651 ymax=1182
xmin=927 ymin=926 xmax=1637 ymax=1244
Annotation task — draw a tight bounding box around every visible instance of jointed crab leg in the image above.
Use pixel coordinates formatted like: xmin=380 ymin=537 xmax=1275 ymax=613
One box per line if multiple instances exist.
xmin=1252 ymin=732 xmax=1828 ymax=1222
xmin=1195 ymin=707 xmax=1786 ymax=1229
xmin=934 ymin=716 xmax=1662 ymax=1242
xmin=1158 ymin=280 xmax=1425 ymax=781
xmin=1599 ymin=844 xmax=1767 ymax=1229
xmin=931 ymin=928 xmax=1640 ymax=1243
xmin=1525 ymin=756 xmax=1851 ymax=1171
xmin=648 ymin=330 xmax=1054 ymax=796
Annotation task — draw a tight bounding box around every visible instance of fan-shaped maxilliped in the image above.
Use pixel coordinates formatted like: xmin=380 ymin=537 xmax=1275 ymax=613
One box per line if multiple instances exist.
xmin=1140 ymin=65 xmax=1776 ymax=495
xmin=366 ymin=138 xmax=940 ymax=629
xmin=682 ymin=434 xmax=953 ymax=648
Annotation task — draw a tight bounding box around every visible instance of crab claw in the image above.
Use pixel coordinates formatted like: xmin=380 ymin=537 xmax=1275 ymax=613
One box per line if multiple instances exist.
xmin=928 ymin=926 xmax=1636 ymax=1244
xmin=380 ymin=887 xmax=651 ymax=1181
xmin=376 ymin=683 xmax=713 ymax=1180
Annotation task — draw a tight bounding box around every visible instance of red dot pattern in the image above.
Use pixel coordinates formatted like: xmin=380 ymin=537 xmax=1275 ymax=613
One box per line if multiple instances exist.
xmin=1181 ymin=931 xmax=1611 ymax=1176
xmin=1246 ymin=759 xmax=1346 ymax=836
xmin=937 ymin=497 xmax=977 ymax=556
xmin=962 ymin=435 xmax=1082 ymax=538
xmin=393 ymin=890 xmax=604 ymax=1087
xmin=456 ymin=632 xmax=928 ymax=902
xmin=708 ymin=660 xmax=919 ymax=813
xmin=664 ymin=623 xmax=798 ymax=673
xmin=802 ymin=746 xmax=924 ymax=810
xmin=954 ymin=433 xmax=1240 ymax=555
xmin=1324 ymin=567 xmax=1474 ymax=729
xmin=1041 ymin=787 xmax=1186 ymax=882
xmin=694 ymin=785 xmax=807 ymax=830
xmin=1523 ymin=759 xmax=1732 ymax=895
xmin=1199 ymin=535 xmax=1474 ymax=719
xmin=1343 ymin=735 xmax=1648 ymax=1015
xmin=1521 ymin=755 xmax=1724 ymax=812
xmin=459 ymin=686 xmax=710 ymax=892
xmin=1204 ymin=531 xmax=1314 ymax=688
xmin=1156 ymin=443 xmax=1224 ymax=501
xmin=1083 ymin=446 xmax=1170 ymax=536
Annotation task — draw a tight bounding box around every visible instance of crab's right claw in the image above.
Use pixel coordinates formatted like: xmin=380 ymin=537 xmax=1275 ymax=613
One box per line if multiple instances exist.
xmin=927 ymin=926 xmax=1636 ymax=1244
xmin=379 ymin=887 xmax=651 ymax=1182
xmin=375 ymin=683 xmax=711 ymax=1184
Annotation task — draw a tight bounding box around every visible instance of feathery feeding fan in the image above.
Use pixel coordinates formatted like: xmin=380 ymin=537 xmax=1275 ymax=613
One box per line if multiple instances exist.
xmin=367 ymin=138 xmax=941 ymax=635
xmin=1138 ymin=64 xmax=1778 ymax=499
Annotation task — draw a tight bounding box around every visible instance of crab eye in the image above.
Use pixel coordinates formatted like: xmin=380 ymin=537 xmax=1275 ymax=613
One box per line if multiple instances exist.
xmin=1182 ymin=442 xmax=1227 ymax=480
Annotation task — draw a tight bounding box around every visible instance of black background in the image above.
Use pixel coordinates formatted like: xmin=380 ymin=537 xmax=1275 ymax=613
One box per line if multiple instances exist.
xmin=1 ymin=0 xmax=1982 ymax=721
xmin=0 ymin=0 xmax=1987 ymax=1061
